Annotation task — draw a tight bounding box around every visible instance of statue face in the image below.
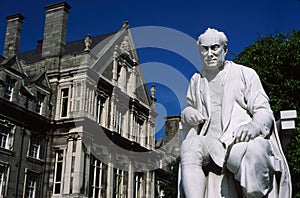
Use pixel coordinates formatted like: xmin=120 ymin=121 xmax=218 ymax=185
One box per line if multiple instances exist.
xmin=199 ymin=34 xmax=227 ymax=70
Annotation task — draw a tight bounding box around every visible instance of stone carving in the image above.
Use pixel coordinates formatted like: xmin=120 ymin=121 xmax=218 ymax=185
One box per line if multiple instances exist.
xmin=120 ymin=36 xmax=130 ymax=55
xmin=84 ymin=34 xmax=92 ymax=51
xmin=179 ymin=28 xmax=291 ymax=198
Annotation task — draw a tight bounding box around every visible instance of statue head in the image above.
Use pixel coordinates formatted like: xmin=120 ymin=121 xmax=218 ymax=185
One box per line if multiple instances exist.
xmin=197 ymin=28 xmax=228 ymax=70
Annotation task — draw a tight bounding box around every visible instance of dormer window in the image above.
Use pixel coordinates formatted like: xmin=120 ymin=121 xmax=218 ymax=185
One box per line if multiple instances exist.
xmin=36 ymin=92 xmax=45 ymax=114
xmin=4 ymin=76 xmax=15 ymax=101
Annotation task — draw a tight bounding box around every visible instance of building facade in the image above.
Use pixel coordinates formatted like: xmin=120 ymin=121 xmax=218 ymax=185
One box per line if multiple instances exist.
xmin=0 ymin=2 xmax=159 ymax=198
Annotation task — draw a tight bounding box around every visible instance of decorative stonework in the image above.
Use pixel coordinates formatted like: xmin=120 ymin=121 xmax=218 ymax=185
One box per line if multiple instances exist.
xmin=84 ymin=34 xmax=92 ymax=51
xmin=120 ymin=36 xmax=130 ymax=55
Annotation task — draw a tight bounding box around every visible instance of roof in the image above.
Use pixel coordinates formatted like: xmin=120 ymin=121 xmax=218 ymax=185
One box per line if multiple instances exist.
xmin=0 ymin=55 xmax=5 ymax=64
xmin=19 ymin=32 xmax=116 ymax=63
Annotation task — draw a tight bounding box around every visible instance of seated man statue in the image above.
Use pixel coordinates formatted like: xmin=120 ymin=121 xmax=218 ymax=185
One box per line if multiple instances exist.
xmin=179 ymin=28 xmax=291 ymax=198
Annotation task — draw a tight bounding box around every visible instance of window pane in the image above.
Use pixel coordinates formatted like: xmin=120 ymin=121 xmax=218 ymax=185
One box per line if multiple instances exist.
xmin=61 ymin=88 xmax=69 ymax=117
xmin=0 ymin=125 xmax=10 ymax=149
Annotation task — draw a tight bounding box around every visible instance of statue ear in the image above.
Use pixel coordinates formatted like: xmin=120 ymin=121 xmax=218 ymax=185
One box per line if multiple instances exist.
xmin=224 ymin=46 xmax=228 ymax=55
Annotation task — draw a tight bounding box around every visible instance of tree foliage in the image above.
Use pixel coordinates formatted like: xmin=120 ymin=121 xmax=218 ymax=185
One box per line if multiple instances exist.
xmin=234 ymin=30 xmax=300 ymax=197
xmin=160 ymin=158 xmax=180 ymax=198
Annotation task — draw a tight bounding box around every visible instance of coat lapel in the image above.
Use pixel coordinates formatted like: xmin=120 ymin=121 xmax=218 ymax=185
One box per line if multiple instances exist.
xmin=221 ymin=62 xmax=235 ymax=133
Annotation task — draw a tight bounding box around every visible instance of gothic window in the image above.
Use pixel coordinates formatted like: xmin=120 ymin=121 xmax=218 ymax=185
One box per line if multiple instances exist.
xmin=95 ymin=96 xmax=103 ymax=124
xmin=0 ymin=164 xmax=8 ymax=197
xmin=28 ymin=137 xmax=43 ymax=160
xmin=60 ymin=88 xmax=69 ymax=117
xmin=134 ymin=172 xmax=145 ymax=198
xmin=89 ymin=156 xmax=107 ymax=198
xmin=117 ymin=112 xmax=123 ymax=134
xmin=0 ymin=124 xmax=12 ymax=150
xmin=113 ymin=168 xmax=128 ymax=198
xmin=53 ymin=149 xmax=64 ymax=194
xmin=133 ymin=118 xmax=144 ymax=143
xmin=4 ymin=76 xmax=15 ymax=101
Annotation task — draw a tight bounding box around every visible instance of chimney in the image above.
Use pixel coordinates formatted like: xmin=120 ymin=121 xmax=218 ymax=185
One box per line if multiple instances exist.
xmin=3 ymin=14 xmax=25 ymax=58
xmin=41 ymin=2 xmax=71 ymax=58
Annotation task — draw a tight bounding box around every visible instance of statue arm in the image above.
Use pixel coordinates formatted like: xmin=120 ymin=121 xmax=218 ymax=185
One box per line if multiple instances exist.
xmin=243 ymin=68 xmax=273 ymax=138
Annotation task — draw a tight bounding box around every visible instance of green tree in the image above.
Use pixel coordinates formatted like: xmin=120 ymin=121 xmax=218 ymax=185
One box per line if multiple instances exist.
xmin=160 ymin=158 xmax=180 ymax=198
xmin=234 ymin=30 xmax=300 ymax=198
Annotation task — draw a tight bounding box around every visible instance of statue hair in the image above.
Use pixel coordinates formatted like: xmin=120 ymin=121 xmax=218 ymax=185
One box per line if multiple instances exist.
xmin=197 ymin=28 xmax=228 ymax=52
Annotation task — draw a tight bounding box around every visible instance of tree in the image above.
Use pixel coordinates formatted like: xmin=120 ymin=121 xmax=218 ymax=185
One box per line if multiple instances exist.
xmin=234 ymin=30 xmax=300 ymax=198
xmin=160 ymin=158 xmax=180 ymax=198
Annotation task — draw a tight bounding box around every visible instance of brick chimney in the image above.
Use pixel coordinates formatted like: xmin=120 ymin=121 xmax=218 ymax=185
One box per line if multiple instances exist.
xmin=3 ymin=14 xmax=25 ymax=58
xmin=41 ymin=2 xmax=71 ymax=58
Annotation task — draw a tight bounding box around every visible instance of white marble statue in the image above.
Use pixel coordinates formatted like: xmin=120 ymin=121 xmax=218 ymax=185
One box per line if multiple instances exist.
xmin=178 ymin=28 xmax=291 ymax=198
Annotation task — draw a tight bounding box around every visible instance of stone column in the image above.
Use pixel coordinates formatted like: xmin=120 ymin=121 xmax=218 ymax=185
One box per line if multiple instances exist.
xmin=73 ymin=137 xmax=83 ymax=194
xmin=109 ymin=93 xmax=116 ymax=131
xmin=63 ymin=138 xmax=73 ymax=194
xmin=128 ymin=65 xmax=137 ymax=98
xmin=112 ymin=48 xmax=118 ymax=86
xmin=106 ymin=155 xmax=114 ymax=198
xmin=119 ymin=62 xmax=127 ymax=93
xmin=102 ymin=97 xmax=109 ymax=127
xmin=129 ymin=107 xmax=135 ymax=140
xmin=127 ymin=162 xmax=134 ymax=198
xmin=145 ymin=171 xmax=153 ymax=198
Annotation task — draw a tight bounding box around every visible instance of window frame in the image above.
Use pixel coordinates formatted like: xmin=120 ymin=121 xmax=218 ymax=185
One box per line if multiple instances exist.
xmin=60 ymin=87 xmax=70 ymax=118
xmin=28 ymin=137 xmax=43 ymax=160
xmin=4 ymin=76 xmax=15 ymax=101
xmin=0 ymin=124 xmax=13 ymax=151
xmin=0 ymin=163 xmax=9 ymax=197
xmin=89 ymin=156 xmax=107 ymax=198
xmin=53 ymin=149 xmax=65 ymax=194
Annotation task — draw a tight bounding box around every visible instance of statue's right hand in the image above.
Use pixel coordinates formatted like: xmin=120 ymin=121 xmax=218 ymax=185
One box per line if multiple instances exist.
xmin=181 ymin=106 xmax=205 ymax=126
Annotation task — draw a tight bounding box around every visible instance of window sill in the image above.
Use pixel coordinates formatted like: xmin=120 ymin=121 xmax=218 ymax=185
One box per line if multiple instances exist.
xmin=26 ymin=156 xmax=45 ymax=165
xmin=0 ymin=147 xmax=14 ymax=156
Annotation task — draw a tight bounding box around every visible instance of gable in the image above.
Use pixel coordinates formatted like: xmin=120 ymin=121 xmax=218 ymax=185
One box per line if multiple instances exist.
xmin=0 ymin=55 xmax=26 ymax=78
xmin=25 ymin=72 xmax=52 ymax=94
xmin=91 ymin=25 xmax=152 ymax=107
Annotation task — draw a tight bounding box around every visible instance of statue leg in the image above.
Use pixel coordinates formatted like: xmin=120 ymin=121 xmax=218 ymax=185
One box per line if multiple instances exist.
xmin=181 ymin=164 xmax=206 ymax=198
xmin=227 ymin=137 xmax=274 ymax=198
xmin=180 ymin=136 xmax=209 ymax=198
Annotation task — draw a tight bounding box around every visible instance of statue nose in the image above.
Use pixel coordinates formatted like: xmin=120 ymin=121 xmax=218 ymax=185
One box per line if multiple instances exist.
xmin=208 ymin=48 xmax=213 ymax=57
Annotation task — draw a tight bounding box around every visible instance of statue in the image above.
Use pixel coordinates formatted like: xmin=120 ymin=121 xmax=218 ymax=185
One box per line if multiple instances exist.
xmin=178 ymin=28 xmax=291 ymax=198
xmin=84 ymin=34 xmax=92 ymax=51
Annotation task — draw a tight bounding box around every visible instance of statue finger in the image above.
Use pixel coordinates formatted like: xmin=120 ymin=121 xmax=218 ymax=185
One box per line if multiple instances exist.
xmin=239 ymin=130 xmax=248 ymax=142
xmin=244 ymin=135 xmax=250 ymax=142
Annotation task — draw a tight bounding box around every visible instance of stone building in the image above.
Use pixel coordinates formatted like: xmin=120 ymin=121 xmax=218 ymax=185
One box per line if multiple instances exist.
xmin=0 ymin=2 xmax=159 ymax=198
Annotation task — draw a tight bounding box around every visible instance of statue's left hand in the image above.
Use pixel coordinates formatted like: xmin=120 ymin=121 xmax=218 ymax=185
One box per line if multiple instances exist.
xmin=233 ymin=122 xmax=260 ymax=143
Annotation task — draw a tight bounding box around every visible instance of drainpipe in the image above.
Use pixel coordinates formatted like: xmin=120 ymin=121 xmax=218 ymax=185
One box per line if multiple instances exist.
xmin=14 ymin=122 xmax=25 ymax=197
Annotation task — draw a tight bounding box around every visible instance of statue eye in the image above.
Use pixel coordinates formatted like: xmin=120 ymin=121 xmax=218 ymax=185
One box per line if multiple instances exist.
xmin=201 ymin=46 xmax=208 ymax=51
xmin=211 ymin=45 xmax=220 ymax=51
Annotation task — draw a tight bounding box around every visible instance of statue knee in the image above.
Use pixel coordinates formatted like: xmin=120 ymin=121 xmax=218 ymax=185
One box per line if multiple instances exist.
xmin=180 ymin=136 xmax=208 ymax=166
xmin=245 ymin=137 xmax=271 ymax=160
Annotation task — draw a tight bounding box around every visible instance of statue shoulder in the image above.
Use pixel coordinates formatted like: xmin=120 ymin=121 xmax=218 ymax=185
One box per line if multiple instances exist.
xmin=230 ymin=61 xmax=258 ymax=76
xmin=190 ymin=72 xmax=202 ymax=81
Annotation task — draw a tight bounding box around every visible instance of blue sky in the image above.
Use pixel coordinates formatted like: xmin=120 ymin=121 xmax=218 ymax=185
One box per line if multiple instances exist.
xmin=1 ymin=0 xmax=299 ymax=139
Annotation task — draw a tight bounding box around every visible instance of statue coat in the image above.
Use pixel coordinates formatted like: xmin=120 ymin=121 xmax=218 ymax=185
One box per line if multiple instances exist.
xmin=179 ymin=61 xmax=292 ymax=198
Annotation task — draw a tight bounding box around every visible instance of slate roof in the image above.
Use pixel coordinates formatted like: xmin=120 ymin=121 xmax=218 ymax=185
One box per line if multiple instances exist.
xmin=0 ymin=55 xmax=5 ymax=64
xmin=19 ymin=32 xmax=116 ymax=63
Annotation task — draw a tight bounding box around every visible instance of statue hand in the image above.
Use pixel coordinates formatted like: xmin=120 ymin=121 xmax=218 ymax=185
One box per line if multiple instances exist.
xmin=234 ymin=122 xmax=260 ymax=143
xmin=182 ymin=106 xmax=205 ymax=126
